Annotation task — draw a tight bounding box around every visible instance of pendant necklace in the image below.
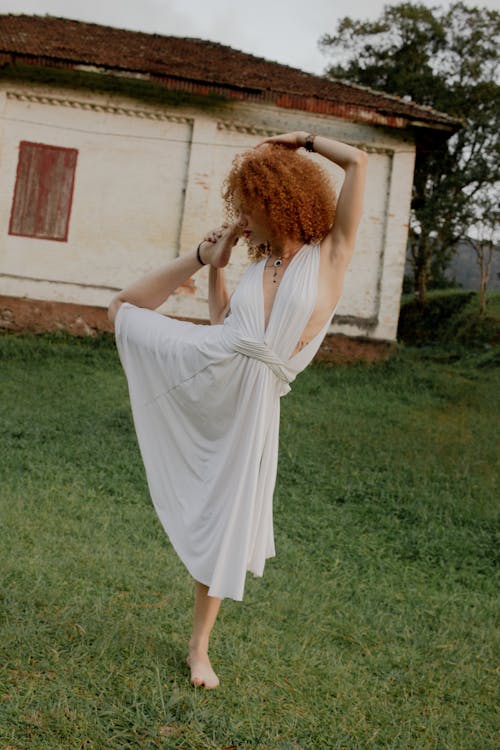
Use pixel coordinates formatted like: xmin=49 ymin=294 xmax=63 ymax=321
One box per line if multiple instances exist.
xmin=272 ymin=257 xmax=282 ymax=284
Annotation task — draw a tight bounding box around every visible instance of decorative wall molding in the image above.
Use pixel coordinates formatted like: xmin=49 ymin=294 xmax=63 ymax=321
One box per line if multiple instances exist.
xmin=216 ymin=120 xmax=395 ymax=155
xmin=6 ymin=92 xmax=396 ymax=153
xmin=6 ymin=91 xmax=193 ymax=125
xmin=216 ymin=120 xmax=278 ymax=137
xmin=356 ymin=144 xmax=394 ymax=155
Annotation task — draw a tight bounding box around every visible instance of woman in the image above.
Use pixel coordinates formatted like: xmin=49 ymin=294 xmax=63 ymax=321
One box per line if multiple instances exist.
xmin=108 ymin=131 xmax=367 ymax=689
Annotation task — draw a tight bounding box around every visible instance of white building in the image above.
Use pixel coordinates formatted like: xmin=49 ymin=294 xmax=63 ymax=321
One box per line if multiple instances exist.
xmin=0 ymin=14 xmax=460 ymax=344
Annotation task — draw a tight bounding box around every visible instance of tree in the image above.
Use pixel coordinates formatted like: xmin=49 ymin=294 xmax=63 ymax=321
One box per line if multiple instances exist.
xmin=465 ymin=194 xmax=500 ymax=315
xmin=320 ymin=2 xmax=500 ymax=305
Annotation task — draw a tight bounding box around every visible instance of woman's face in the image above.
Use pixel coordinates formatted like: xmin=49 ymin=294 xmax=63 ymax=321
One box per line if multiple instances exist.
xmin=240 ymin=206 xmax=273 ymax=245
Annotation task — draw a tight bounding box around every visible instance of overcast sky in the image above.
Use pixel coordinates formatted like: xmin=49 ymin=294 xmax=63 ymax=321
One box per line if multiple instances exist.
xmin=1 ymin=0 xmax=498 ymax=75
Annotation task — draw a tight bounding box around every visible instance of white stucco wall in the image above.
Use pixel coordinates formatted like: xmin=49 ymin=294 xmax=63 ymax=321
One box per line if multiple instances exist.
xmin=0 ymin=80 xmax=416 ymax=341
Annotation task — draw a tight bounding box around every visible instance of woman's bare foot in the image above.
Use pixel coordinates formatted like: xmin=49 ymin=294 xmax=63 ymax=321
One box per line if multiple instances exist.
xmin=186 ymin=648 xmax=220 ymax=689
xmin=199 ymin=223 xmax=242 ymax=268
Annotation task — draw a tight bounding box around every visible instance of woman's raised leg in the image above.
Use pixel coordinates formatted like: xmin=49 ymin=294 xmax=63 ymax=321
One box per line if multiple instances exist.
xmin=186 ymin=580 xmax=222 ymax=689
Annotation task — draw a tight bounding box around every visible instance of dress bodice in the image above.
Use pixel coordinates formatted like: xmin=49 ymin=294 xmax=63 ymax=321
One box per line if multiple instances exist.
xmin=221 ymin=243 xmax=339 ymax=394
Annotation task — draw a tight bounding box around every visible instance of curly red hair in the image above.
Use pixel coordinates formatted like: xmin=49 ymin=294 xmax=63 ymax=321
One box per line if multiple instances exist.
xmin=222 ymin=144 xmax=336 ymax=260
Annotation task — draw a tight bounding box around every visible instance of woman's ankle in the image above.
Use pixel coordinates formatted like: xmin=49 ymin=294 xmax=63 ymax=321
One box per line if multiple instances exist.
xmin=189 ymin=637 xmax=209 ymax=654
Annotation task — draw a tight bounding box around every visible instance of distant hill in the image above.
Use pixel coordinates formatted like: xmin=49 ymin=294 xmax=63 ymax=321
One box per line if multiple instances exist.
xmin=404 ymin=239 xmax=500 ymax=291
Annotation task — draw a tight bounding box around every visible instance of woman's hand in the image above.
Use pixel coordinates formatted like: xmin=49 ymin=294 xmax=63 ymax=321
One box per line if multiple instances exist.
xmin=256 ymin=131 xmax=308 ymax=149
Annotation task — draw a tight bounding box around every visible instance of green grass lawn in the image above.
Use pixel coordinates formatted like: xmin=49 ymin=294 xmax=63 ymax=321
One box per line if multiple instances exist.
xmin=0 ymin=330 xmax=498 ymax=749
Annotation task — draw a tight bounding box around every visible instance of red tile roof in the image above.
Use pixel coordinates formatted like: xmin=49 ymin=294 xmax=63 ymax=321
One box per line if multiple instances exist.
xmin=0 ymin=14 xmax=461 ymax=132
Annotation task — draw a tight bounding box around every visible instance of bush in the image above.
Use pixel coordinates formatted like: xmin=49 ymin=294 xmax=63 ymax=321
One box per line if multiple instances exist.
xmin=397 ymin=291 xmax=499 ymax=347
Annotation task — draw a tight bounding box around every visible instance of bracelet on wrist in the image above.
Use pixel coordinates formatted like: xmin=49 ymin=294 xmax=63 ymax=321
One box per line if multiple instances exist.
xmin=196 ymin=242 xmax=206 ymax=266
xmin=304 ymin=133 xmax=316 ymax=152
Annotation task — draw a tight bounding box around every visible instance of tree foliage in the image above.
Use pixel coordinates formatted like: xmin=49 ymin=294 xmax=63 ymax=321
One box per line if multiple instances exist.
xmin=320 ymin=2 xmax=500 ymax=304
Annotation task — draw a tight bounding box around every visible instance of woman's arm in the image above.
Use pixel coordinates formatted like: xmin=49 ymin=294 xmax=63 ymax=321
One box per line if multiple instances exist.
xmin=108 ymin=250 xmax=203 ymax=324
xmin=108 ymin=223 xmax=241 ymax=325
xmin=309 ymin=134 xmax=367 ymax=255
xmin=209 ymin=266 xmax=231 ymax=325
xmin=258 ymin=131 xmax=368 ymax=263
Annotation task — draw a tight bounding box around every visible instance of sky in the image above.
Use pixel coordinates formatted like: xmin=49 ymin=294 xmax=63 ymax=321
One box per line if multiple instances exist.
xmin=0 ymin=0 xmax=500 ymax=74
xmin=1 ymin=0 xmax=498 ymax=76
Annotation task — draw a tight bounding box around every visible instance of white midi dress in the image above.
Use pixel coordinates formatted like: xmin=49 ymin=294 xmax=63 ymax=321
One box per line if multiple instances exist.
xmin=115 ymin=242 xmax=340 ymax=600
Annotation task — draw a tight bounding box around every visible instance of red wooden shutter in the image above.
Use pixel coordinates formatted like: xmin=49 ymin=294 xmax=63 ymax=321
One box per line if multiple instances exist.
xmin=9 ymin=141 xmax=78 ymax=241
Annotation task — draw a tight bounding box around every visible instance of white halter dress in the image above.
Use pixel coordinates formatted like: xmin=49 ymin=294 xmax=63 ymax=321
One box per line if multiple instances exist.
xmin=115 ymin=243 xmax=339 ymax=600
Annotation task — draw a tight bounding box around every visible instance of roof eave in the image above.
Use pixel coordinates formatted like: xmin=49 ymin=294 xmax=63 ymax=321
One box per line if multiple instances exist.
xmin=0 ymin=54 xmax=461 ymax=134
